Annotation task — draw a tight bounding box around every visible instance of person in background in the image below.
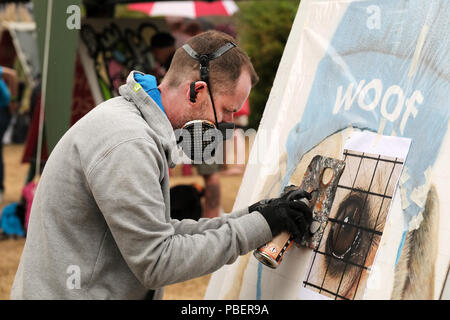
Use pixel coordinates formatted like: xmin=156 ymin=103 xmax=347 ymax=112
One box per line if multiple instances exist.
xmin=166 ymin=17 xmax=203 ymax=49
xmin=194 ymin=162 xmax=222 ymax=218
xmin=166 ymin=17 xmax=190 ymax=49
xmin=150 ymin=32 xmax=177 ymax=81
xmin=182 ymin=20 xmax=203 ymax=38
xmin=0 ymin=65 xmax=18 ymax=202
xmin=223 ymin=97 xmax=251 ymax=176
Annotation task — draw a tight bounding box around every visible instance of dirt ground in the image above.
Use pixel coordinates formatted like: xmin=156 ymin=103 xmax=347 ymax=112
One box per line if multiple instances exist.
xmin=0 ymin=144 xmax=245 ymax=300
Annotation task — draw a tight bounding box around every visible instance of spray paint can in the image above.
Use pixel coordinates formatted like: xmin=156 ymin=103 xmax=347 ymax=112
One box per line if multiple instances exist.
xmin=253 ymin=196 xmax=311 ymax=269
xmin=253 ymin=232 xmax=295 ymax=269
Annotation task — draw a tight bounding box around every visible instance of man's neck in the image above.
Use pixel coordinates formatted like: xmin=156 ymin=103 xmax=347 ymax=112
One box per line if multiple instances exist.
xmin=158 ymin=82 xmax=177 ymax=129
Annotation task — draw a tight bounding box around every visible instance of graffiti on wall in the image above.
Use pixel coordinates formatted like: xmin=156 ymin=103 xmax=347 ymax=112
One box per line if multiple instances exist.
xmin=80 ymin=22 xmax=159 ymax=100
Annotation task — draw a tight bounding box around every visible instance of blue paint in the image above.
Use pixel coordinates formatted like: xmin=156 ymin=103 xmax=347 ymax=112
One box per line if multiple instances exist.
xmin=256 ymin=262 xmax=263 ymax=300
xmin=281 ymin=0 xmax=449 ymax=234
xmin=395 ymin=231 xmax=408 ymax=266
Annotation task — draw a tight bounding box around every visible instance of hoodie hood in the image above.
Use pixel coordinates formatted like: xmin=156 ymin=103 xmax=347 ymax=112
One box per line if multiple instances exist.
xmin=119 ymin=71 xmax=179 ymax=167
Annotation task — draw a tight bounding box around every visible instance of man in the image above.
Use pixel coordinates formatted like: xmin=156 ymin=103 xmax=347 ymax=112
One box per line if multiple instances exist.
xmin=11 ymin=31 xmax=312 ymax=299
xmin=150 ymin=32 xmax=177 ymax=75
xmin=196 ymin=165 xmax=222 ymax=218
xmin=0 ymin=66 xmax=18 ymax=202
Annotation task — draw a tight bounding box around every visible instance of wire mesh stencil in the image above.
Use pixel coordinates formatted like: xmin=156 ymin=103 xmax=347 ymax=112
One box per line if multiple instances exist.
xmin=303 ymin=150 xmax=405 ymax=300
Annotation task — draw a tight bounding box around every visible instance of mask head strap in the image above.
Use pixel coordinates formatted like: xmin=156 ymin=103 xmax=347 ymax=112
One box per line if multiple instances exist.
xmin=182 ymin=42 xmax=236 ymax=82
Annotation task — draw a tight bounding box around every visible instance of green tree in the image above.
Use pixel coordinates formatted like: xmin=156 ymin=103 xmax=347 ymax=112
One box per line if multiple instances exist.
xmin=235 ymin=0 xmax=300 ymax=128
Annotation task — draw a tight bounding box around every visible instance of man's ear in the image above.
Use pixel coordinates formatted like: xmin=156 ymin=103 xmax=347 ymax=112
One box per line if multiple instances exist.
xmin=187 ymin=81 xmax=207 ymax=104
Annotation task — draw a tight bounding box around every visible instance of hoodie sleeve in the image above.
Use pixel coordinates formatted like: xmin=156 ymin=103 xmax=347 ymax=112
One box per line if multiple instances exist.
xmin=169 ymin=206 xmax=250 ymax=235
xmin=87 ymin=138 xmax=272 ymax=289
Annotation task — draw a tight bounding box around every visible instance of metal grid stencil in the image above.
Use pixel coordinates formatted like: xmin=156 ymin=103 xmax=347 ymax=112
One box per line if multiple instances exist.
xmin=303 ymin=150 xmax=404 ymax=300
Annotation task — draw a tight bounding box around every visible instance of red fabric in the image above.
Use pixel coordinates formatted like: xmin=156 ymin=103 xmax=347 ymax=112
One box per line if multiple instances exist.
xmin=182 ymin=164 xmax=192 ymax=176
xmin=23 ymin=54 xmax=92 ymax=164
xmin=70 ymin=54 xmax=96 ymax=125
xmin=234 ymin=98 xmax=250 ymax=117
xmin=22 ymin=181 xmax=37 ymax=231
xmin=127 ymin=2 xmax=155 ymax=15
xmin=22 ymin=96 xmax=49 ymax=164
xmin=128 ymin=1 xmax=231 ymax=17
xmin=195 ymin=1 xmax=228 ymax=16
xmin=0 ymin=30 xmax=16 ymax=67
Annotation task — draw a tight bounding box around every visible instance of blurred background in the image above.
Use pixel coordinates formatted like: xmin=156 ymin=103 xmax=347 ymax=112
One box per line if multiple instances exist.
xmin=0 ymin=0 xmax=299 ymax=299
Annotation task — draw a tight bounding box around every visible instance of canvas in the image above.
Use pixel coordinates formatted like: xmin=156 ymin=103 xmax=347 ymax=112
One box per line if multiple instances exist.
xmin=206 ymin=0 xmax=450 ymax=300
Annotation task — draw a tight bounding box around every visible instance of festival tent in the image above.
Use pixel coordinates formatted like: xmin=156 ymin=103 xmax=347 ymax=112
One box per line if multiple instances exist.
xmin=0 ymin=22 xmax=40 ymax=86
xmin=32 ymin=0 xmax=81 ymax=157
xmin=128 ymin=0 xmax=238 ymax=19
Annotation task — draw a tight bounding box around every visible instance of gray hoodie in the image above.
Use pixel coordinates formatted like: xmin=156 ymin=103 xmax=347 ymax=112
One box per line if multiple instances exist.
xmin=10 ymin=71 xmax=272 ymax=300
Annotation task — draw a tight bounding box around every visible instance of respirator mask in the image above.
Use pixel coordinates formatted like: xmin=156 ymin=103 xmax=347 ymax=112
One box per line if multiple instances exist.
xmin=175 ymin=42 xmax=236 ymax=163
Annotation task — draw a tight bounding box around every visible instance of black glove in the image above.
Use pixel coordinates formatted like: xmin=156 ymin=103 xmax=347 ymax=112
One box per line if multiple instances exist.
xmin=249 ymin=188 xmax=312 ymax=214
xmin=280 ymin=188 xmax=313 ymax=202
xmin=249 ymin=191 xmax=313 ymax=243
